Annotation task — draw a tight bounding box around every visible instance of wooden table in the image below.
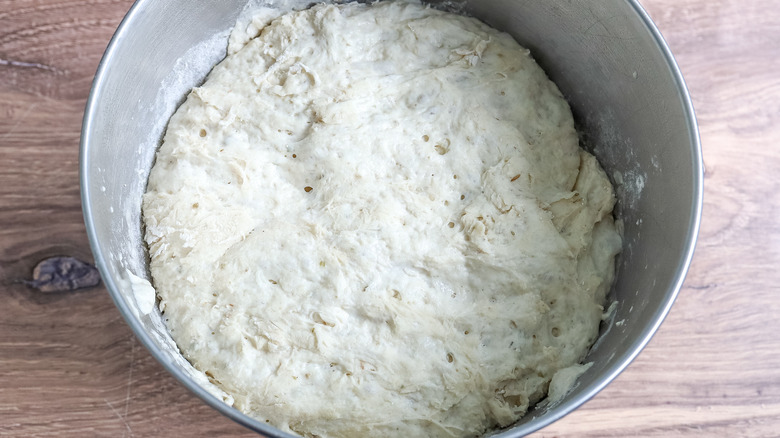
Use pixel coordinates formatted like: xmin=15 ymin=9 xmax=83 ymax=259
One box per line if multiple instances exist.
xmin=2 ymin=0 xmax=778 ymax=436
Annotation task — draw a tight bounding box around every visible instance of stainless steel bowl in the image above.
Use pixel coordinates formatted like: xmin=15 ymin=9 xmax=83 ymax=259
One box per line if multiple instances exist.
xmin=80 ymin=1 xmax=702 ymax=436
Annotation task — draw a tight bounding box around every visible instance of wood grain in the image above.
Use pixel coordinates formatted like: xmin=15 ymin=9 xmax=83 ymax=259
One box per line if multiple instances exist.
xmin=1 ymin=0 xmax=779 ymax=437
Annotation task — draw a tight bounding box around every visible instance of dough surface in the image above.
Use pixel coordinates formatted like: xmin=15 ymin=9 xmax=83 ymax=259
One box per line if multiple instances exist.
xmin=142 ymin=1 xmax=622 ymax=437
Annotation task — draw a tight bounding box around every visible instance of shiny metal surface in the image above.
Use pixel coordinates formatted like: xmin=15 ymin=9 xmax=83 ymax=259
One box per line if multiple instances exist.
xmin=80 ymin=1 xmax=702 ymax=436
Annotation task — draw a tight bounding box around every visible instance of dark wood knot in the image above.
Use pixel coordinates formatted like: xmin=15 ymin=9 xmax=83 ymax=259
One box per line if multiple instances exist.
xmin=26 ymin=256 xmax=101 ymax=293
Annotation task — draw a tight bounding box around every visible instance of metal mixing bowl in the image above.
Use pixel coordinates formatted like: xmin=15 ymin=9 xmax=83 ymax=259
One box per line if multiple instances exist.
xmin=80 ymin=0 xmax=703 ymax=436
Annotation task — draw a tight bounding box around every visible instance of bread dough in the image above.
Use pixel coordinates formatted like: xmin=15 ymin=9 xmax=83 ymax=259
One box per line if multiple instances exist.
xmin=142 ymin=1 xmax=622 ymax=437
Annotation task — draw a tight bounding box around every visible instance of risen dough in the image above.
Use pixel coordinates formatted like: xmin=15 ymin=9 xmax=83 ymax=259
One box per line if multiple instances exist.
xmin=143 ymin=1 xmax=622 ymax=437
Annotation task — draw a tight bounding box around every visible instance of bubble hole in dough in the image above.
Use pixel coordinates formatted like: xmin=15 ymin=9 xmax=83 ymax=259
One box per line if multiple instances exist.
xmin=142 ymin=1 xmax=623 ymax=437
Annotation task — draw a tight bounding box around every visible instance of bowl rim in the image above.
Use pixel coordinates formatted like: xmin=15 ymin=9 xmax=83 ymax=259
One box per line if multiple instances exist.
xmin=79 ymin=0 xmax=703 ymax=436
